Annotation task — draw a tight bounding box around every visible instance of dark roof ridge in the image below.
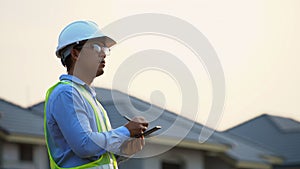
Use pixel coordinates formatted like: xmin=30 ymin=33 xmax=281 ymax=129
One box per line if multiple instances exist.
xmin=96 ymin=87 xmax=211 ymax=130
xmin=224 ymin=131 xmax=281 ymax=156
xmin=225 ymin=114 xmax=269 ymax=132
xmin=0 ymin=98 xmax=30 ymax=110
xmin=265 ymin=114 xmax=300 ymax=133
xmin=27 ymin=87 xmax=208 ymax=131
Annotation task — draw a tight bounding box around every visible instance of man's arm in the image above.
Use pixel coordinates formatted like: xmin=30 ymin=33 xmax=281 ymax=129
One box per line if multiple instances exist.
xmin=50 ymin=86 xmax=130 ymax=157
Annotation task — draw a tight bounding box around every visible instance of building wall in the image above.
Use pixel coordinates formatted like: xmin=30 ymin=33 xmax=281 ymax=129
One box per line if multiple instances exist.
xmin=274 ymin=165 xmax=300 ymax=169
xmin=0 ymin=139 xmax=3 ymax=166
xmin=33 ymin=145 xmax=49 ymax=169
xmin=204 ymin=155 xmax=236 ymax=169
xmin=0 ymin=142 xmax=49 ymax=169
xmin=119 ymin=144 xmax=205 ymax=169
xmin=119 ymin=158 xmax=144 ymax=169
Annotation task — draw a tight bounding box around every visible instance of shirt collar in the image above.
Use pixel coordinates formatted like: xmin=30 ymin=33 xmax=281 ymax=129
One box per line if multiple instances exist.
xmin=59 ymin=74 xmax=86 ymax=86
xmin=59 ymin=74 xmax=97 ymax=97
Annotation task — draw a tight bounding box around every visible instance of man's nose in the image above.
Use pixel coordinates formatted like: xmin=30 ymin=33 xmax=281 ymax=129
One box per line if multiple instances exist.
xmin=99 ymin=52 xmax=106 ymax=58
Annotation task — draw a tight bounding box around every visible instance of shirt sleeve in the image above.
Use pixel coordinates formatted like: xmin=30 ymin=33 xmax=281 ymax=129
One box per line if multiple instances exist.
xmin=50 ymin=86 xmax=130 ymax=158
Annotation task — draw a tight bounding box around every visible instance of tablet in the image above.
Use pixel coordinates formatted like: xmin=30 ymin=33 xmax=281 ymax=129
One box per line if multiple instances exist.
xmin=135 ymin=126 xmax=162 ymax=138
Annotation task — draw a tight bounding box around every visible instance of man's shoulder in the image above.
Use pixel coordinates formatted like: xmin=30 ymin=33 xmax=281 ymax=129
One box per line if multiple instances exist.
xmin=48 ymin=82 xmax=80 ymax=99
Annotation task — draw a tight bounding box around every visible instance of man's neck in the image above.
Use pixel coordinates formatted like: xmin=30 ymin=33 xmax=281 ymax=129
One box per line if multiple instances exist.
xmin=68 ymin=71 xmax=94 ymax=86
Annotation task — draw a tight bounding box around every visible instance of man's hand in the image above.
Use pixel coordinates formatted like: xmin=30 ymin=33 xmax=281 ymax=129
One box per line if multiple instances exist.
xmin=124 ymin=116 xmax=148 ymax=137
xmin=121 ymin=137 xmax=145 ymax=156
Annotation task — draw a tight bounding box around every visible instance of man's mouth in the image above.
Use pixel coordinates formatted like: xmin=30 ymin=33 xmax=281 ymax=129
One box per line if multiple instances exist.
xmin=100 ymin=60 xmax=105 ymax=67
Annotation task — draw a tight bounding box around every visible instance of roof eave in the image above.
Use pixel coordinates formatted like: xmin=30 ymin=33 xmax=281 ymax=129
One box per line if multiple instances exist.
xmin=220 ymin=154 xmax=272 ymax=169
xmin=236 ymin=161 xmax=271 ymax=169
xmin=148 ymin=136 xmax=230 ymax=152
xmin=260 ymin=154 xmax=284 ymax=165
xmin=0 ymin=131 xmax=45 ymax=145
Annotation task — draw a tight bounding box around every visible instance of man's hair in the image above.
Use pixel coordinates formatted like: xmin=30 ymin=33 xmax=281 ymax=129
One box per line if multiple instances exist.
xmin=64 ymin=55 xmax=73 ymax=72
xmin=62 ymin=40 xmax=87 ymax=71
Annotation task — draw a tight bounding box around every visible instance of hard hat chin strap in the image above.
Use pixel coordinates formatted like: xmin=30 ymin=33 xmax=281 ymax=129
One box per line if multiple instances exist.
xmin=61 ymin=47 xmax=73 ymax=65
xmin=60 ymin=41 xmax=86 ymax=66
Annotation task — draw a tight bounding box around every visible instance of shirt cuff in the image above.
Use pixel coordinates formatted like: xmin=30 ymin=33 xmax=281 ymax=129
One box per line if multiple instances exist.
xmin=114 ymin=126 xmax=130 ymax=137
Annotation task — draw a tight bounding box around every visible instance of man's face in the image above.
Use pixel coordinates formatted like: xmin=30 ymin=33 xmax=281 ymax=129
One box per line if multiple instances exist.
xmin=75 ymin=40 xmax=108 ymax=77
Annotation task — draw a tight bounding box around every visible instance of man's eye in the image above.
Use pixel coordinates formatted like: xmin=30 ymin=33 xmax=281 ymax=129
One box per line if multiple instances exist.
xmin=92 ymin=44 xmax=102 ymax=53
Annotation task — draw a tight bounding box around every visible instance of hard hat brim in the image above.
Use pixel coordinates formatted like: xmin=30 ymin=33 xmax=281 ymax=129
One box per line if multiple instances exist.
xmin=56 ymin=35 xmax=116 ymax=58
xmin=92 ymin=36 xmax=117 ymax=48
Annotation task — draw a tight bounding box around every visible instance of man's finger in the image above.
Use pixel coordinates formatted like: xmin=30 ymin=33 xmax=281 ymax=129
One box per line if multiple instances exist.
xmin=135 ymin=138 xmax=143 ymax=151
xmin=141 ymin=122 xmax=149 ymax=127
xmin=141 ymin=125 xmax=147 ymax=131
xmin=140 ymin=137 xmax=145 ymax=147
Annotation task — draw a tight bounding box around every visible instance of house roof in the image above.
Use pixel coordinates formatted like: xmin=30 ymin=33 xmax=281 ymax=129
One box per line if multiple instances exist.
xmin=0 ymin=99 xmax=44 ymax=140
xmin=268 ymin=115 xmax=300 ymax=133
xmin=220 ymin=132 xmax=283 ymax=165
xmin=11 ymin=87 xmax=295 ymax=168
xmin=227 ymin=114 xmax=300 ymax=165
xmin=28 ymin=101 xmax=44 ymax=118
xmin=29 ymin=87 xmax=232 ymax=148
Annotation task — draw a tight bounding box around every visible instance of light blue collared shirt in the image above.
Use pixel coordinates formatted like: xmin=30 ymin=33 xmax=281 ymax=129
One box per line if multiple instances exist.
xmin=45 ymin=74 xmax=130 ymax=168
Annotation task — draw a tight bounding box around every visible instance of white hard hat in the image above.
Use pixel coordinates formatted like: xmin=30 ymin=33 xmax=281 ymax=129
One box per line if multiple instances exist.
xmin=56 ymin=20 xmax=116 ymax=60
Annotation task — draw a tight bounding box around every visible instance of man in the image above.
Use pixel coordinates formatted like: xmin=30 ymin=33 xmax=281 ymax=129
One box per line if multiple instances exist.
xmin=44 ymin=20 xmax=148 ymax=169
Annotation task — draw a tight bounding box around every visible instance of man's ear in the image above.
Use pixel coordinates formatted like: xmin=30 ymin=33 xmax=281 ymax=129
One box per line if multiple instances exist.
xmin=70 ymin=48 xmax=80 ymax=61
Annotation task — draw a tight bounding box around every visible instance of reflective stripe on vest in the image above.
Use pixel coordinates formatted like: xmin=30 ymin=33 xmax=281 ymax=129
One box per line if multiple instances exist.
xmin=44 ymin=81 xmax=118 ymax=169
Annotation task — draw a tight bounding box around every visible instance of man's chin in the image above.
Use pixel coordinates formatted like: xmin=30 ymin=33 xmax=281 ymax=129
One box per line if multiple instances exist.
xmin=96 ymin=70 xmax=104 ymax=77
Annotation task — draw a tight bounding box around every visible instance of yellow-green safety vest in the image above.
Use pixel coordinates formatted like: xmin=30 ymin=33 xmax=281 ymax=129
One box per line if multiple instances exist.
xmin=44 ymin=81 xmax=118 ymax=169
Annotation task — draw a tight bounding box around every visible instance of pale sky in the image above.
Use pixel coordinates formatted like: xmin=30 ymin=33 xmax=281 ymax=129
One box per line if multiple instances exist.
xmin=0 ymin=0 xmax=299 ymax=131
